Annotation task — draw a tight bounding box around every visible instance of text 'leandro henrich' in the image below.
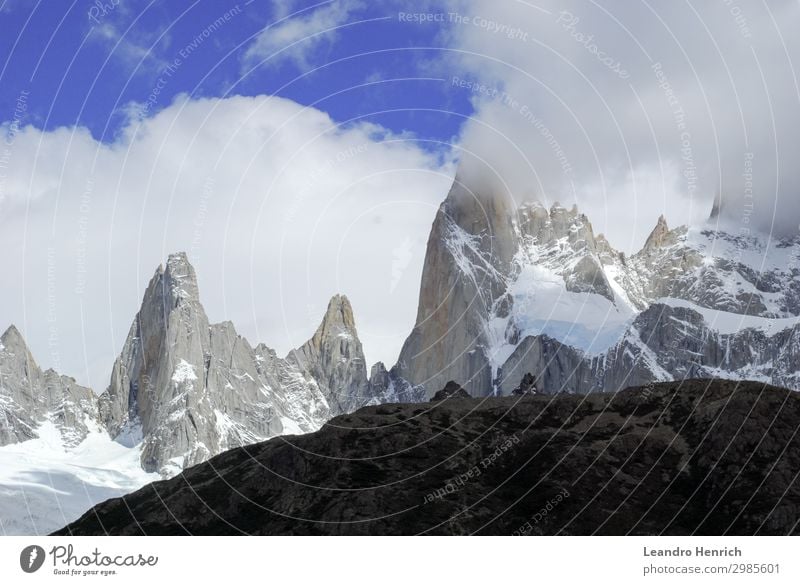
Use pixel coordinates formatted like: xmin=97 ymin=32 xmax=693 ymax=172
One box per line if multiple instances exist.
xmin=644 ymin=546 xmax=743 ymax=558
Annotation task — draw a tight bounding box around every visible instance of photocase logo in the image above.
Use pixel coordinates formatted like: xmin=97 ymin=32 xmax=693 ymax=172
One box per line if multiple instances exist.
xmin=19 ymin=545 xmax=46 ymax=573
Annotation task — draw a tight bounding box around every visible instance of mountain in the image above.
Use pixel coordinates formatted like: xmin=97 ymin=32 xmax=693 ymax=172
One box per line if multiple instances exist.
xmin=0 ymin=325 xmax=99 ymax=448
xmin=286 ymin=294 xmax=369 ymax=416
xmin=56 ymin=379 xmax=800 ymax=536
xmin=97 ymin=252 xmax=392 ymax=474
xmin=0 ymin=327 xmax=154 ymax=536
xmin=100 ymin=253 xmax=325 ymax=474
xmin=0 ymin=252 xmax=385 ymax=533
xmin=395 ymin=179 xmax=800 ymax=398
xmin=395 ymin=181 xmax=520 ymax=397
xmin=1 ymin=253 xmax=380 ymax=475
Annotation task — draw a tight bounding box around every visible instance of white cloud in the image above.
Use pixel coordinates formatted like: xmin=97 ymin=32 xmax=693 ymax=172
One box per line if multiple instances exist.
xmin=242 ymin=0 xmax=363 ymax=70
xmin=440 ymin=0 xmax=800 ymax=248
xmin=0 ymin=93 xmax=454 ymax=389
xmin=89 ymin=17 xmax=171 ymax=74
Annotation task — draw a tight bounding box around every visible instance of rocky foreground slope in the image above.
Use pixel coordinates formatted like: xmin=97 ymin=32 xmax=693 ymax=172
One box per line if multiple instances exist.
xmin=57 ymin=379 xmax=800 ymax=536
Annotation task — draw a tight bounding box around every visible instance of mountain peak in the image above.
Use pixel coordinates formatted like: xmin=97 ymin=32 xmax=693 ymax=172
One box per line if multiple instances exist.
xmin=0 ymin=323 xmax=99 ymax=451
xmin=1 ymin=324 xmax=22 ymax=343
xmin=0 ymin=324 xmax=29 ymax=354
xmin=162 ymin=251 xmax=200 ymax=304
xmin=167 ymin=250 xmax=190 ymax=266
xmin=289 ymin=294 xmax=370 ymax=415
xmin=318 ymin=294 xmax=357 ymax=336
xmin=643 ymin=215 xmax=670 ymax=250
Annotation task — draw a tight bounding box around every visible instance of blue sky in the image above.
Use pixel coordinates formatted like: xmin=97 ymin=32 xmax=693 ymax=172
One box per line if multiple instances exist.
xmin=0 ymin=0 xmax=469 ymax=146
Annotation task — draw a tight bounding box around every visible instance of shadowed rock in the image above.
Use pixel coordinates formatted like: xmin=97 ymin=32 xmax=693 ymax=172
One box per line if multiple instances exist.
xmin=430 ymin=381 xmax=471 ymax=402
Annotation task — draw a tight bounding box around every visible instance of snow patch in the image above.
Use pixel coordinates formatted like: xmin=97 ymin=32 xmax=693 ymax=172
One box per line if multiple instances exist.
xmin=657 ymin=298 xmax=799 ymax=337
xmin=172 ymin=359 xmax=198 ymax=384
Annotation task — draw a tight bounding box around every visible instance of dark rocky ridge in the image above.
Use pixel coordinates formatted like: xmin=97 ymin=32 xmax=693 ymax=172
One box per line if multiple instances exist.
xmin=56 ymin=379 xmax=800 ymax=535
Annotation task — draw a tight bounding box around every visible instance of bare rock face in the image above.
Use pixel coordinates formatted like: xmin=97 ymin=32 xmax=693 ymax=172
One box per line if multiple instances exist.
xmin=642 ymin=214 xmax=671 ymax=250
xmin=520 ymin=202 xmax=597 ymax=253
xmin=99 ymin=253 xmax=230 ymax=472
xmin=252 ymin=344 xmax=330 ymax=433
xmin=366 ymin=362 xmax=427 ymax=404
xmin=518 ymin=202 xmax=615 ymax=301
xmin=511 ymin=372 xmax=538 ymax=395
xmin=367 ymin=362 xmax=391 ymax=396
xmin=0 ymin=326 xmax=98 ymax=448
xmin=620 ymin=222 xmax=799 ymax=317
xmin=287 ymin=295 xmax=370 ymax=416
xmin=563 ymin=255 xmax=614 ymax=301
xmin=395 ymin=180 xmax=519 ymax=398
xmin=496 ymin=335 xmax=594 ymax=396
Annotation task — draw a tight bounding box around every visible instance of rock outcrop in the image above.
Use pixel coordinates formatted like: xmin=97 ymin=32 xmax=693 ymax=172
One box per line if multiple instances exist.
xmin=56 ymin=379 xmax=800 ymax=536
xmin=510 ymin=372 xmax=538 ymax=395
xmin=430 ymin=380 xmax=471 ymax=402
xmin=642 ymin=214 xmax=671 ymax=250
xmin=99 ymin=253 xmax=228 ymax=472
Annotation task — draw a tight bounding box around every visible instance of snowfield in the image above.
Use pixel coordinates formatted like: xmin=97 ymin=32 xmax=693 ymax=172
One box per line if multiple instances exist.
xmin=0 ymin=419 xmax=157 ymax=535
xmin=658 ymin=297 xmax=800 ymax=337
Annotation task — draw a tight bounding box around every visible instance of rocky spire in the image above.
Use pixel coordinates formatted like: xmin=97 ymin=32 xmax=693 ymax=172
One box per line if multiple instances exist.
xmin=99 ymin=251 xmax=214 ymax=472
xmin=0 ymin=325 xmax=37 ymax=382
xmin=518 ymin=201 xmax=598 ymax=252
xmin=441 ymin=176 xmax=520 ymax=272
xmin=288 ymin=294 xmax=369 ymax=415
xmin=643 ymin=215 xmax=670 ymax=250
xmin=2 ymin=324 xmax=28 ymax=350
xmin=163 ymin=251 xmax=201 ymax=307
xmin=309 ymin=294 xmax=358 ymax=343
xmin=395 ymin=177 xmax=520 ymax=398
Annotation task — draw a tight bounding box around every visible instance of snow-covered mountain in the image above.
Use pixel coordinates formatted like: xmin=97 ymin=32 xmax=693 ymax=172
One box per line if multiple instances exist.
xmin=396 ymin=179 xmax=800 ymax=397
xmin=0 ymin=252 xmax=390 ymax=533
